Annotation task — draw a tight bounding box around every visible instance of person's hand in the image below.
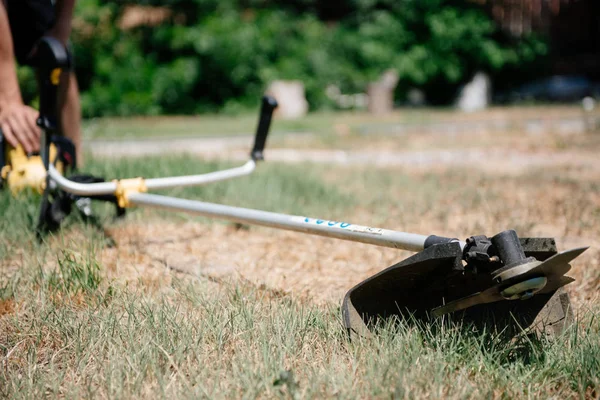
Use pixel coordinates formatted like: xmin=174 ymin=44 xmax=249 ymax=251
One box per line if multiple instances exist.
xmin=0 ymin=102 xmax=40 ymax=153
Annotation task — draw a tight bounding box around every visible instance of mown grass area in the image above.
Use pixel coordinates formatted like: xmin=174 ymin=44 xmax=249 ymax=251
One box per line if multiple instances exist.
xmin=1 ymin=154 xmax=599 ymax=398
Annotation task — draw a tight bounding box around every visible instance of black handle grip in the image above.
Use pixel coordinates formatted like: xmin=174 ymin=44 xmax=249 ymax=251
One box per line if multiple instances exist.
xmin=50 ymin=135 xmax=77 ymax=170
xmin=34 ymin=37 xmax=70 ymax=172
xmin=250 ymin=95 xmax=278 ymax=161
xmin=35 ymin=37 xmax=70 ymax=133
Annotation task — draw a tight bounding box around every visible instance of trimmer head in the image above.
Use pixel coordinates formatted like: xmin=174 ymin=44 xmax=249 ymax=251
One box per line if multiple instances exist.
xmin=343 ymin=232 xmax=586 ymax=338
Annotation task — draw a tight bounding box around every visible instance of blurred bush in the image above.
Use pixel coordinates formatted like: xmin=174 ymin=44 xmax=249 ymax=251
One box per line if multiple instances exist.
xmin=20 ymin=0 xmax=550 ymax=116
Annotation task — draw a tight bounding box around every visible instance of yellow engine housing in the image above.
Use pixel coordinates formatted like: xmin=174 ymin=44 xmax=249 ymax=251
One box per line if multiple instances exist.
xmin=1 ymin=144 xmax=64 ymax=196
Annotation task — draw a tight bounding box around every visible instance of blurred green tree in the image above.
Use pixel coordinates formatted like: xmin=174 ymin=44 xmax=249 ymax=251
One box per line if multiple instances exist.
xmin=16 ymin=0 xmax=548 ymax=116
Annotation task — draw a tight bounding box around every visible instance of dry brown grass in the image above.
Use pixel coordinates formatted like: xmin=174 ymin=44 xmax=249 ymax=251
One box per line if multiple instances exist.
xmin=93 ymin=121 xmax=600 ymax=310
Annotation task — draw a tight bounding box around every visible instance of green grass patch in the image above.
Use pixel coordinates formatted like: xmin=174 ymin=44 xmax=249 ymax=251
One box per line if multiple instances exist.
xmin=0 ymin=153 xmax=459 ymax=248
xmin=0 ymin=155 xmax=356 ymax=257
xmin=85 ymin=155 xmax=353 ymax=216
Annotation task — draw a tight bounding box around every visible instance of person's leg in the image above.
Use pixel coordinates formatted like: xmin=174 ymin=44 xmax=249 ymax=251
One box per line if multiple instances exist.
xmin=58 ymin=71 xmax=82 ymax=166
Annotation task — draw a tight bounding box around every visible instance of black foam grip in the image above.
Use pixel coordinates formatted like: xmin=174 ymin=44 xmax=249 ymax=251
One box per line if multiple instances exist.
xmin=250 ymin=96 xmax=278 ymax=161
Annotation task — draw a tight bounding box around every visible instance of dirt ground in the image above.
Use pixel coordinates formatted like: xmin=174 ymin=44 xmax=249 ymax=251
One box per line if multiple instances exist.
xmin=86 ymin=111 xmax=600 ymax=312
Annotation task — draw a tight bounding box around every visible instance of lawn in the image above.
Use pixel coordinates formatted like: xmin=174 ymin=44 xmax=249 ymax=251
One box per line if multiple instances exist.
xmin=1 ymin=110 xmax=600 ymax=398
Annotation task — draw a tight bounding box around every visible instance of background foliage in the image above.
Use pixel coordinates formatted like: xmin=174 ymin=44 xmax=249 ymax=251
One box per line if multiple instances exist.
xmin=20 ymin=0 xmax=550 ymax=116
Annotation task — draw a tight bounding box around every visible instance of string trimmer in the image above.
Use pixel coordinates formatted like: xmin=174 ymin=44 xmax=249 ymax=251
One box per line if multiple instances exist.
xmin=16 ymin=37 xmax=591 ymax=338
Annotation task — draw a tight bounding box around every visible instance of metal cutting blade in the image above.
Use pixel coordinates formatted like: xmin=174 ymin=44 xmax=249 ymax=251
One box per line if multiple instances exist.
xmin=432 ymin=247 xmax=588 ymax=317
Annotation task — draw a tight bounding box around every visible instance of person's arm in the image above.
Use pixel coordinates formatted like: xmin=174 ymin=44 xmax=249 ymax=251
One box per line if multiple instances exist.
xmin=0 ymin=3 xmax=39 ymax=152
xmin=47 ymin=0 xmax=76 ymax=45
xmin=0 ymin=5 xmax=21 ymax=107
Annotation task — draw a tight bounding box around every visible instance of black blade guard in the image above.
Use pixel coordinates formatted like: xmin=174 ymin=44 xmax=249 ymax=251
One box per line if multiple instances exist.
xmin=342 ymin=239 xmax=574 ymax=338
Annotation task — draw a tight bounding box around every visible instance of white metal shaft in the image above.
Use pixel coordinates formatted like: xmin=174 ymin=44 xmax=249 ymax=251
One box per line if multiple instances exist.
xmin=145 ymin=160 xmax=256 ymax=190
xmin=128 ymin=192 xmax=428 ymax=251
xmin=48 ymin=160 xmax=257 ymax=196
xmin=48 ymin=164 xmax=117 ymax=195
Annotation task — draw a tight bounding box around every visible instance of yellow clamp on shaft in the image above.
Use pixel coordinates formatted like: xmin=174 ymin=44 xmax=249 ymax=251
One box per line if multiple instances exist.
xmin=113 ymin=177 xmax=147 ymax=208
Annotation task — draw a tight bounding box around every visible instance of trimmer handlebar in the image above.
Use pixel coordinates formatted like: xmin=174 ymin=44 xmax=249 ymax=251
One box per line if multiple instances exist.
xmin=45 ymin=94 xmax=280 ymax=214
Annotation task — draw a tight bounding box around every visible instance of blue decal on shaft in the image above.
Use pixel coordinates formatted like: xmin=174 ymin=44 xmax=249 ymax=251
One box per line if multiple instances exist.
xmin=302 ymin=217 xmax=352 ymax=229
